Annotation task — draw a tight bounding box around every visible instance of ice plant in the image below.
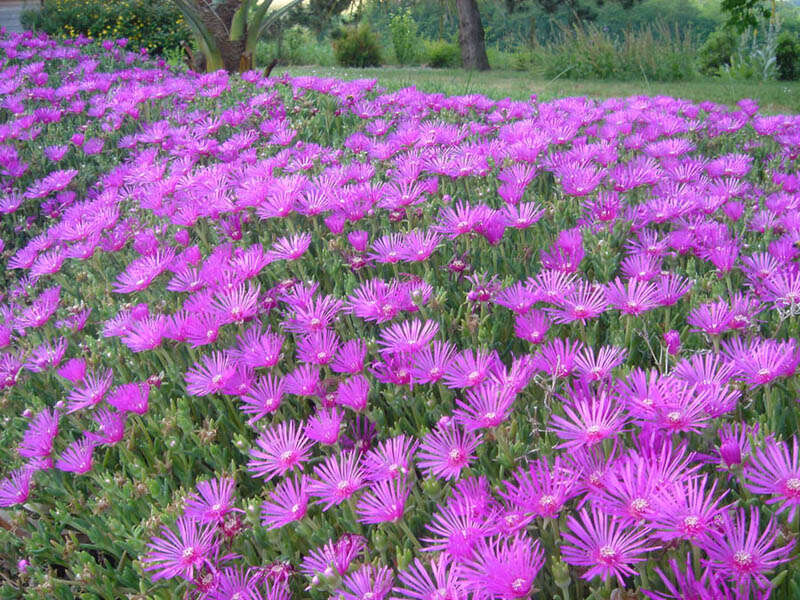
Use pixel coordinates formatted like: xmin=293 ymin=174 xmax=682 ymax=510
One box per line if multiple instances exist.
xmin=561 ymin=506 xmax=659 ymax=583
xmin=142 ymin=516 xmax=219 ymax=581
xmin=701 ymin=507 xmax=794 ymax=594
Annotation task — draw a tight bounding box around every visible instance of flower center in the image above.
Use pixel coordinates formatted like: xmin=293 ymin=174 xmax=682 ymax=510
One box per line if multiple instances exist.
xmin=733 ymin=550 xmax=754 ymax=570
xmin=598 ymin=545 xmax=617 ymax=563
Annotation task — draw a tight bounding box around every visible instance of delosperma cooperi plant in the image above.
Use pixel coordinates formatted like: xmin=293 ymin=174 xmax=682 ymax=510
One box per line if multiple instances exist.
xmin=1 ymin=29 xmax=800 ymax=600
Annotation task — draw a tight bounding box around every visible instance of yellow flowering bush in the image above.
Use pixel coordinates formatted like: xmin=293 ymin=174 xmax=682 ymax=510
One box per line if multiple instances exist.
xmin=24 ymin=0 xmax=190 ymax=54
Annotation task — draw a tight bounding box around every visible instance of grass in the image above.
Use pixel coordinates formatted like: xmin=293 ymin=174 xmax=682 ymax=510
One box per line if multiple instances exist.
xmin=284 ymin=65 xmax=800 ymax=114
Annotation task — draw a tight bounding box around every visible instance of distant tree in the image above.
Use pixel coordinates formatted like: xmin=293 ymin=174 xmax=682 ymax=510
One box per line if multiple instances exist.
xmin=505 ymin=0 xmax=641 ymax=19
xmin=456 ymin=0 xmax=490 ymax=70
xmin=719 ymin=0 xmax=773 ymax=31
xmin=287 ymin=0 xmax=354 ymax=37
xmin=456 ymin=0 xmax=645 ymax=71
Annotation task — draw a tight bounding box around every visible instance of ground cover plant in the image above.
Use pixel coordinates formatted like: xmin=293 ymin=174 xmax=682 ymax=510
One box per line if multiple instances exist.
xmin=2 ymin=28 xmax=800 ymax=600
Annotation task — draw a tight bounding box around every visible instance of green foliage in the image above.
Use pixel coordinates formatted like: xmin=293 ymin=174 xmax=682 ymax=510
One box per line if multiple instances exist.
xmin=721 ymin=19 xmax=780 ymax=81
xmin=23 ymin=0 xmax=190 ymax=54
xmin=776 ymin=31 xmax=800 ymax=80
xmin=531 ymin=22 xmax=697 ymax=82
xmin=697 ymin=26 xmax=739 ymax=76
xmin=285 ymin=0 xmax=353 ymax=36
xmin=721 ymin=0 xmax=771 ymax=32
xmin=333 ymin=23 xmax=383 ymax=67
xmin=425 ymin=40 xmax=461 ymax=68
xmin=255 ymin=25 xmax=337 ymax=67
xmin=389 ymin=9 xmax=419 ymax=65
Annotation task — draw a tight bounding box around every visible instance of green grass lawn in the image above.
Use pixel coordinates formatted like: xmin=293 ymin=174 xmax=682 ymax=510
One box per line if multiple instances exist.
xmin=286 ymin=65 xmax=800 ymax=114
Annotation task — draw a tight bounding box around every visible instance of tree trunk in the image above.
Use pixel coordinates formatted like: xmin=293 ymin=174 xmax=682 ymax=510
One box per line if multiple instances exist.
xmin=455 ymin=0 xmax=490 ymax=71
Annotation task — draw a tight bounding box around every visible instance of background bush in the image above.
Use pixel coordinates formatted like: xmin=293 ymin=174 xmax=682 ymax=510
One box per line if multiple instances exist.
xmin=424 ymin=39 xmax=461 ymax=68
xmin=697 ymin=27 xmax=739 ymax=76
xmin=22 ymin=0 xmax=190 ymax=55
xmin=389 ymin=9 xmax=419 ymax=65
xmin=332 ymin=23 xmax=383 ymax=67
xmin=531 ymin=23 xmax=697 ymax=82
xmin=255 ymin=25 xmax=337 ymax=67
xmin=776 ymin=31 xmax=800 ymax=80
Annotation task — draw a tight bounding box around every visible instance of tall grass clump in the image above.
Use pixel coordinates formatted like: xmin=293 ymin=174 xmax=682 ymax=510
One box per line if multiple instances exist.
xmin=532 ymin=22 xmax=698 ymax=82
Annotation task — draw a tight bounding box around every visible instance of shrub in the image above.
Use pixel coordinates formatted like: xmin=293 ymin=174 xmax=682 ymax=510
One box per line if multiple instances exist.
xmin=332 ymin=23 xmax=383 ymax=67
xmin=697 ymin=27 xmax=738 ymax=75
xmin=532 ymin=23 xmax=696 ymax=82
xmin=23 ymin=0 xmax=190 ymax=55
xmin=776 ymin=31 xmax=800 ymax=80
xmin=389 ymin=9 xmax=419 ymax=65
xmin=425 ymin=40 xmax=461 ymax=68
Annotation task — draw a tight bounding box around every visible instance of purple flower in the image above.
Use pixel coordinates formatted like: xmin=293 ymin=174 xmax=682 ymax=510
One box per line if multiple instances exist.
xmin=54 ymin=438 xmax=94 ymax=474
xmin=308 ymin=451 xmax=364 ymax=511
xmin=417 ymin=422 xmax=481 ymax=481
xmin=336 ymin=564 xmax=393 ymax=600
xmin=561 ymin=506 xmax=659 ymax=584
xmin=393 ymin=555 xmax=465 ymax=600
xmin=247 ymin=421 xmax=312 ymax=481
xmin=458 ymin=534 xmax=545 ymax=599
xmin=701 ymin=507 xmax=794 ymax=594
xmin=356 ymin=477 xmax=409 ymax=524
xmin=261 ymin=475 xmax=308 ymax=530
xmin=0 ymin=468 xmax=33 ymax=507
xmin=18 ymin=408 xmax=59 ymax=459
xmin=744 ymin=436 xmax=800 ymax=521
xmin=142 ymin=516 xmax=219 ymax=581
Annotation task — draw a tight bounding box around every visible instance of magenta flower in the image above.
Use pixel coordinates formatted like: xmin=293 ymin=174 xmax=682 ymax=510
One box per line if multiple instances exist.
xmin=308 ymin=451 xmax=364 ymax=511
xmin=300 ymin=534 xmax=366 ymax=580
xmin=393 ymin=555 xmax=466 ymax=600
xmin=184 ymin=352 xmax=235 ymax=397
xmin=548 ymin=280 xmax=608 ymax=324
xmin=701 ymin=507 xmax=794 ymax=594
xmin=282 ymin=363 xmax=321 ymax=397
xmin=423 ymin=501 xmax=490 ymax=561
xmin=549 ymin=386 xmax=626 ymax=450
xmin=184 ymin=477 xmax=241 ymax=524
xmin=651 ymin=474 xmax=728 ymax=543
xmin=296 ymin=328 xmax=340 ymax=365
xmin=54 ymin=438 xmax=94 ymax=474
xmin=106 ymin=382 xmax=149 ymax=415
xmin=356 ymin=477 xmax=409 ymax=523
xmin=261 ymin=474 xmax=309 ymax=530
xmin=513 ymin=310 xmax=550 ymax=345
xmin=744 ymin=436 xmax=800 ymax=521
xmin=66 ymin=368 xmax=113 ymax=413
xmin=83 ymin=408 xmax=127 ymax=446
xmin=442 ymin=349 xmax=499 ymax=390
xmin=238 ymin=374 xmax=283 ymax=424
xmin=417 ymin=422 xmax=481 ymax=481
xmin=0 ymin=468 xmax=33 ymax=507
xmin=331 ymin=339 xmax=367 ymax=374
xmin=18 ymin=407 xmax=59 ymax=459
xmin=561 ymin=506 xmax=659 ymax=583
xmin=142 ymin=516 xmax=219 ymax=581
xmin=362 ymin=434 xmax=418 ymax=482
xmin=604 ymin=277 xmax=658 ymax=316
xmin=337 ymin=564 xmax=394 ymax=600
xmin=336 ymin=375 xmax=370 ymax=412
xmin=304 ymin=408 xmax=343 ymax=445
xmin=378 ymin=319 xmax=439 ymax=354
xmin=411 ymin=340 xmax=457 ymax=384
xmin=458 ymin=535 xmax=545 ymax=599
xmin=454 ymin=383 xmax=515 ymax=431
xmin=499 ymin=457 xmax=577 ymax=520
xmin=573 ymin=345 xmax=627 ymax=383
xmin=247 ymin=421 xmax=312 ymax=481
